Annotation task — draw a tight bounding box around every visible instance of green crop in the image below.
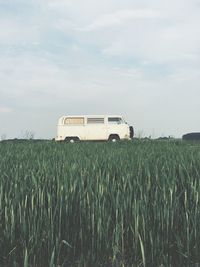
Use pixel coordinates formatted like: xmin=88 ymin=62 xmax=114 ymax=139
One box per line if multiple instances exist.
xmin=0 ymin=140 xmax=200 ymax=267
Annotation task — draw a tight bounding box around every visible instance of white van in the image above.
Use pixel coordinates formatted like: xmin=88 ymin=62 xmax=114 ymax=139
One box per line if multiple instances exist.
xmin=55 ymin=115 xmax=134 ymax=142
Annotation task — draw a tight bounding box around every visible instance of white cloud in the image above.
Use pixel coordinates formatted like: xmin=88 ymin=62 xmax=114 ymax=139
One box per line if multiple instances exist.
xmin=48 ymin=0 xmax=72 ymax=8
xmin=0 ymin=17 xmax=40 ymax=45
xmin=0 ymin=107 xmax=12 ymax=113
xmin=80 ymin=9 xmax=161 ymax=31
xmin=101 ymin=20 xmax=200 ymax=64
xmin=47 ymin=0 xmax=200 ymax=65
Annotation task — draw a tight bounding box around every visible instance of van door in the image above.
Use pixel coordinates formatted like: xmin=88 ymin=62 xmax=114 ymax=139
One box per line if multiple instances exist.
xmin=85 ymin=117 xmax=107 ymax=140
xmin=107 ymin=117 xmax=128 ymax=139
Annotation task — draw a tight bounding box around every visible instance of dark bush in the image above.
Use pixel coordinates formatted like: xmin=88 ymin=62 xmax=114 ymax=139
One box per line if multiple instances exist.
xmin=182 ymin=133 xmax=200 ymax=141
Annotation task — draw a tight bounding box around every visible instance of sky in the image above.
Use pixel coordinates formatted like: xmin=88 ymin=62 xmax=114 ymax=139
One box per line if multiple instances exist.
xmin=0 ymin=0 xmax=200 ymax=139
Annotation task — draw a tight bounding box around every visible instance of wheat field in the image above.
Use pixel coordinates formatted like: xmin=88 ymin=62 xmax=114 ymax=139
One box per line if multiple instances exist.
xmin=0 ymin=140 xmax=200 ymax=267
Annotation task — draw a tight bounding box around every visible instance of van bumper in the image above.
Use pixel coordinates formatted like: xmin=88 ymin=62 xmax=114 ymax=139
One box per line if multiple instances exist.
xmin=55 ymin=137 xmax=63 ymax=141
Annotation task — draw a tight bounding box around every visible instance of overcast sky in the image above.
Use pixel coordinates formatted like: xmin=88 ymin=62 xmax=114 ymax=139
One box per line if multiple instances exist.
xmin=0 ymin=0 xmax=200 ymax=139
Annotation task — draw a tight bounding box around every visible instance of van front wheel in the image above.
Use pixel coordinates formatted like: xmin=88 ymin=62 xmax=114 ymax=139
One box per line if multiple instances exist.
xmin=108 ymin=135 xmax=120 ymax=142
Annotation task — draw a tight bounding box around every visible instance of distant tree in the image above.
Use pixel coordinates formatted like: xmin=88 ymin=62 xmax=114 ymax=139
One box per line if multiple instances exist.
xmin=1 ymin=134 xmax=7 ymax=141
xmin=183 ymin=133 xmax=200 ymax=141
xmin=136 ymin=130 xmax=145 ymax=139
xmin=21 ymin=130 xmax=35 ymax=140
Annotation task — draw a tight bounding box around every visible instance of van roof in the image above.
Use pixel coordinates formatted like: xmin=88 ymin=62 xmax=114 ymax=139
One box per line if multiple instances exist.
xmin=60 ymin=115 xmax=123 ymax=118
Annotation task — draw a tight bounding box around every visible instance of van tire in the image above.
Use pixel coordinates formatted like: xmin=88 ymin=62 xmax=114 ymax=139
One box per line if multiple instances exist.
xmin=65 ymin=137 xmax=80 ymax=143
xmin=108 ymin=135 xmax=120 ymax=142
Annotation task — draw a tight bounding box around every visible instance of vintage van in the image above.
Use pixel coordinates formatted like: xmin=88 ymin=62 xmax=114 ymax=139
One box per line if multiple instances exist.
xmin=55 ymin=115 xmax=134 ymax=142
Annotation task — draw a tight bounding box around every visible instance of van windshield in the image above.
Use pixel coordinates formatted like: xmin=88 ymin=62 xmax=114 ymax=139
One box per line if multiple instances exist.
xmin=108 ymin=117 xmax=123 ymax=124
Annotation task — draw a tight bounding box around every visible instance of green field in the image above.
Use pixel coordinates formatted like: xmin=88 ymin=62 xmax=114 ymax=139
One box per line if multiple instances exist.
xmin=0 ymin=140 xmax=200 ymax=267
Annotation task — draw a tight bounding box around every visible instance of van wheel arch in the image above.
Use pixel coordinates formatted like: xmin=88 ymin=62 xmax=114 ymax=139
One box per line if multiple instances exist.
xmin=108 ymin=134 xmax=120 ymax=142
xmin=65 ymin=137 xmax=80 ymax=143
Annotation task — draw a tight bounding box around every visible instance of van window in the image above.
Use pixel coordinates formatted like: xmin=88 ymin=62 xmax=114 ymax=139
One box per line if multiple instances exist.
xmin=108 ymin=117 xmax=122 ymax=124
xmin=64 ymin=117 xmax=84 ymax=125
xmin=87 ymin=118 xmax=104 ymax=124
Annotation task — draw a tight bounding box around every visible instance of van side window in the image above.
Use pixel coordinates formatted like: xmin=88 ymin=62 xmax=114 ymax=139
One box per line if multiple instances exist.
xmin=108 ymin=117 xmax=122 ymax=124
xmin=64 ymin=117 xmax=84 ymax=125
xmin=87 ymin=118 xmax=104 ymax=124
